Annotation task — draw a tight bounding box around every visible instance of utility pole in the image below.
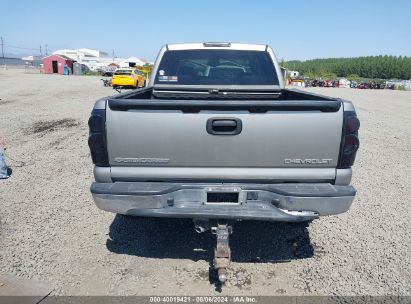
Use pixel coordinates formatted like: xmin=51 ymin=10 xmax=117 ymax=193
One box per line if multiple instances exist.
xmin=45 ymin=44 xmax=48 ymax=56
xmin=112 ymin=49 xmax=115 ymax=63
xmin=1 ymin=36 xmax=5 ymax=66
xmin=40 ymin=45 xmax=42 ymax=57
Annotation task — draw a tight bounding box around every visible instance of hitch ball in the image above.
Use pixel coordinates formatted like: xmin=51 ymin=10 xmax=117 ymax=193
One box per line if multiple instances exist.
xmin=218 ymin=268 xmax=228 ymax=283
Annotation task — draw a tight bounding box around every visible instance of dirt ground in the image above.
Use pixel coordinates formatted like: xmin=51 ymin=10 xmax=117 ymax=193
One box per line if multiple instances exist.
xmin=0 ymin=69 xmax=410 ymax=296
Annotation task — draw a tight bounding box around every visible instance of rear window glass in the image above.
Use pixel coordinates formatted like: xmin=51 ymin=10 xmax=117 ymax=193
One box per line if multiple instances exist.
xmin=155 ymin=50 xmax=279 ymax=85
xmin=114 ymin=70 xmax=132 ymax=75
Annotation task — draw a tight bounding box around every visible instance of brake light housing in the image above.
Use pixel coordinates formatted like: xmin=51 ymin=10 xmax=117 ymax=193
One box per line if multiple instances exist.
xmin=338 ymin=111 xmax=360 ymax=168
xmin=88 ymin=109 xmax=109 ymax=167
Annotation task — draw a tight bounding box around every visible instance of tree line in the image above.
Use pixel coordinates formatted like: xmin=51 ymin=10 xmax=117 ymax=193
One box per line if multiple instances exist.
xmin=283 ymin=55 xmax=411 ymax=80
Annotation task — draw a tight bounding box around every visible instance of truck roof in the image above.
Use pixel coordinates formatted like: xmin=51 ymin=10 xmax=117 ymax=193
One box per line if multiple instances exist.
xmin=166 ymin=42 xmax=267 ymax=51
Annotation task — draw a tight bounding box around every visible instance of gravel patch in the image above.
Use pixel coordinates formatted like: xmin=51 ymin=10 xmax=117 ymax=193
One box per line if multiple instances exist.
xmin=0 ymin=70 xmax=410 ymax=296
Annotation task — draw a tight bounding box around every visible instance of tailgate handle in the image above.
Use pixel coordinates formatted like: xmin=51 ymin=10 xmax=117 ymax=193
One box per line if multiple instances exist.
xmin=207 ymin=118 xmax=242 ymax=135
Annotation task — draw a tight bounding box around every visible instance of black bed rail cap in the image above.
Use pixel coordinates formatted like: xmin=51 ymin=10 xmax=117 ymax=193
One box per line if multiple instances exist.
xmin=108 ymin=99 xmax=341 ymax=113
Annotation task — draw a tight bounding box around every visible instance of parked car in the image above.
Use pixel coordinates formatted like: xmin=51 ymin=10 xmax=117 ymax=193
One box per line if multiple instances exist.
xmin=111 ymin=68 xmax=146 ymax=89
xmin=88 ymin=42 xmax=360 ymax=283
xmin=99 ymin=65 xmax=117 ymax=77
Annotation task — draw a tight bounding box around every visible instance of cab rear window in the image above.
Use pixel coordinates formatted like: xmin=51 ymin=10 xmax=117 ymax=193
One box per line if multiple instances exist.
xmin=155 ymin=49 xmax=279 ymax=85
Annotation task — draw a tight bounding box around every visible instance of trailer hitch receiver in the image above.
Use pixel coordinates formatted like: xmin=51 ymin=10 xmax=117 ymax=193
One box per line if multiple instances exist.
xmin=212 ymin=222 xmax=232 ymax=283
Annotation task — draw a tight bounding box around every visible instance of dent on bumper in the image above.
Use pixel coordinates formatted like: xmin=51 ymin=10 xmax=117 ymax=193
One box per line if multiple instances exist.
xmin=91 ymin=182 xmax=356 ymax=222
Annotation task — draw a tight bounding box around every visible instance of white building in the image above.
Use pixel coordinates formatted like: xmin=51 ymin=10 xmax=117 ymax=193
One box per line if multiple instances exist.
xmin=52 ymin=48 xmax=149 ymax=71
xmin=52 ymin=48 xmax=114 ymax=70
xmin=119 ymin=56 xmax=148 ymax=68
xmin=76 ymin=48 xmax=108 ymax=58
xmin=53 ymin=48 xmax=108 ymax=62
xmin=21 ymin=55 xmax=42 ymax=61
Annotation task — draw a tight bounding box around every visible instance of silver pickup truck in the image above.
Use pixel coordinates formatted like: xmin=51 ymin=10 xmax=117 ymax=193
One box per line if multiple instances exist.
xmin=88 ymin=42 xmax=360 ymax=282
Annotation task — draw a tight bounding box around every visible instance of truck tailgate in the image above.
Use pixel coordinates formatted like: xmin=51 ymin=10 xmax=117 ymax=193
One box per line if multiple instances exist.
xmin=105 ymin=99 xmax=343 ymax=181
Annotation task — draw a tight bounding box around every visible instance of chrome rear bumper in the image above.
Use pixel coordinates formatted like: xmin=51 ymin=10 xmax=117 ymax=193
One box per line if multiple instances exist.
xmin=91 ymin=182 xmax=356 ymax=222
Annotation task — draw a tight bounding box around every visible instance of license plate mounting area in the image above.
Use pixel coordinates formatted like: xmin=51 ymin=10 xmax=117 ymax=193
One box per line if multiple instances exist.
xmin=206 ymin=188 xmax=240 ymax=204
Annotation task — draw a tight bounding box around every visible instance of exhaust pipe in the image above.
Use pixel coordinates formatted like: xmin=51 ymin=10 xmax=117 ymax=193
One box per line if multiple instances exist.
xmin=193 ymin=219 xmax=209 ymax=233
xmin=195 ymin=226 xmax=206 ymax=233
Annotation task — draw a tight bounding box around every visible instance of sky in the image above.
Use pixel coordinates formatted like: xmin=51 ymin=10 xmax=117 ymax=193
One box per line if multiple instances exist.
xmin=1 ymin=0 xmax=410 ymax=61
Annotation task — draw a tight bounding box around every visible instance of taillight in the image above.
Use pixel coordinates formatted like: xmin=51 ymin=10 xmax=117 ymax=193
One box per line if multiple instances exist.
xmin=345 ymin=115 xmax=360 ymax=134
xmin=88 ymin=114 xmax=105 ymax=132
xmin=88 ymin=109 xmax=109 ymax=167
xmin=338 ymin=111 xmax=360 ymax=168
